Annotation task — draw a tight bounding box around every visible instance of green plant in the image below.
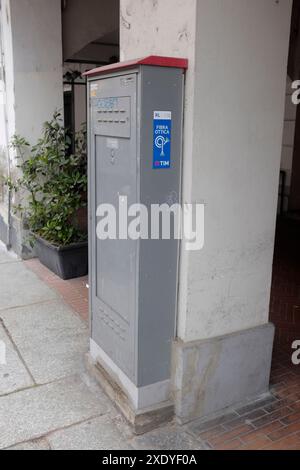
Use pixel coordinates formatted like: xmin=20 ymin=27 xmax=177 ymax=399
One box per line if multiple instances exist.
xmin=7 ymin=111 xmax=87 ymax=246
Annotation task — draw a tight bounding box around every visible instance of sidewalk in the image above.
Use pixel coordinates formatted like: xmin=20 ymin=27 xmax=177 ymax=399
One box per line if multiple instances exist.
xmin=1 ymin=244 xmax=300 ymax=450
xmin=0 ymin=246 xmax=204 ymax=450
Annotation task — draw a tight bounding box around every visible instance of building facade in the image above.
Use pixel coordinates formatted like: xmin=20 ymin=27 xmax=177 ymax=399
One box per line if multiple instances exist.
xmin=0 ymin=0 xmax=296 ymax=428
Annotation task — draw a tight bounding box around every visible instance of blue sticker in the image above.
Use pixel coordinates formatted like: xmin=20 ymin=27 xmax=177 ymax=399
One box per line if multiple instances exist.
xmin=153 ymin=111 xmax=172 ymax=169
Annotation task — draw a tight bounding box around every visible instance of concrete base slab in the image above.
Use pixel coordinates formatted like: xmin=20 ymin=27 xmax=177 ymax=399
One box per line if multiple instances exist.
xmin=0 ymin=300 xmax=88 ymax=383
xmin=0 ymin=375 xmax=109 ymax=449
xmin=90 ymin=339 xmax=172 ymax=410
xmin=48 ymin=414 xmax=132 ymax=450
xmin=86 ymin=353 xmax=174 ymax=435
xmin=173 ymin=323 xmax=275 ymax=424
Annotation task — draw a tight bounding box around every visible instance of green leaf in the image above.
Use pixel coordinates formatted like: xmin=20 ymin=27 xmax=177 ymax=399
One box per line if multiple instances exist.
xmin=7 ymin=111 xmax=87 ymax=245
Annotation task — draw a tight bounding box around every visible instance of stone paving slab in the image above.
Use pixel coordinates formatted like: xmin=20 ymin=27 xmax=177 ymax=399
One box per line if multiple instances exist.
xmin=0 ymin=249 xmax=18 ymax=265
xmin=0 ymin=323 xmax=34 ymax=396
xmin=0 ymin=262 xmax=57 ymax=311
xmin=0 ymin=375 xmax=109 ymax=449
xmin=7 ymin=438 xmax=50 ymax=450
xmin=131 ymin=425 xmax=207 ymax=450
xmin=0 ymin=300 xmax=88 ymax=383
xmin=48 ymin=415 xmax=132 ymax=450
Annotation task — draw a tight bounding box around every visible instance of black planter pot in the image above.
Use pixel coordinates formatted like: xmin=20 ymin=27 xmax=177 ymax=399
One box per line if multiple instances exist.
xmin=34 ymin=235 xmax=88 ymax=280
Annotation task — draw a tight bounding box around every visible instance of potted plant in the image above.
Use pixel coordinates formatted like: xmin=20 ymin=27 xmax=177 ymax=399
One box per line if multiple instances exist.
xmin=7 ymin=111 xmax=88 ymax=280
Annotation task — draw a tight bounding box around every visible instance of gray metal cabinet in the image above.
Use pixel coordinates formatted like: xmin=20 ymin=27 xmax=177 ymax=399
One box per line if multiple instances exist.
xmin=86 ymin=57 xmax=187 ymax=390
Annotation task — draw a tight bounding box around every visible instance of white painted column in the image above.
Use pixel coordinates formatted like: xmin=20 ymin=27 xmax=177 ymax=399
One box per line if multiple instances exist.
xmin=178 ymin=0 xmax=292 ymax=343
xmin=9 ymin=0 xmax=63 ymax=143
xmin=120 ymin=0 xmax=292 ymax=422
xmin=0 ymin=0 xmax=63 ymax=256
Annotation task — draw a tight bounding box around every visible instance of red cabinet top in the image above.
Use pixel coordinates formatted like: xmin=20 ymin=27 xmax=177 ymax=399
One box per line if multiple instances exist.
xmin=83 ymin=55 xmax=188 ymax=78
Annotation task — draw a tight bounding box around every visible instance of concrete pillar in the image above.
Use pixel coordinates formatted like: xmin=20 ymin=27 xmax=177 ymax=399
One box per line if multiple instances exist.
xmin=0 ymin=0 xmax=63 ymax=256
xmin=121 ymin=0 xmax=292 ymax=423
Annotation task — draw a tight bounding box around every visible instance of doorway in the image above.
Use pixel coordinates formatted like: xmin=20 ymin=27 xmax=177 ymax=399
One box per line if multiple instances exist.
xmin=269 ymin=0 xmax=300 ymax=396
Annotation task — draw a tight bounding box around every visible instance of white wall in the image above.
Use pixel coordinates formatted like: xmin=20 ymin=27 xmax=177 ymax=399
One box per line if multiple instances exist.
xmin=120 ymin=0 xmax=197 ymax=165
xmin=120 ymin=0 xmax=293 ymax=343
xmin=0 ymin=0 xmax=15 ymax=149
xmin=9 ymin=0 xmax=63 ymax=145
xmin=0 ymin=0 xmax=14 ymax=211
xmin=0 ymin=13 xmax=7 ymax=203
xmin=0 ymin=0 xmax=63 ymax=252
xmin=179 ymin=0 xmax=292 ymax=341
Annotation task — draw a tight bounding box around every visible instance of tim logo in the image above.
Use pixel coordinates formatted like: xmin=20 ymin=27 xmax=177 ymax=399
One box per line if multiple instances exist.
xmin=153 ymin=111 xmax=172 ymax=169
xmin=155 ymin=135 xmax=170 ymax=157
xmin=292 ymin=340 xmax=300 ymax=365
xmin=0 ymin=340 xmax=6 ymax=365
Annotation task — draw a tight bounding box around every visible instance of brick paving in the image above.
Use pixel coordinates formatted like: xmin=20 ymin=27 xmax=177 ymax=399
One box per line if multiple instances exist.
xmin=186 ymin=344 xmax=300 ymax=450
xmin=187 ymin=218 xmax=300 ymax=450
xmin=24 ymin=259 xmax=89 ymax=323
xmin=270 ymin=219 xmax=300 ymax=350
xmin=24 ymin=218 xmax=300 ymax=450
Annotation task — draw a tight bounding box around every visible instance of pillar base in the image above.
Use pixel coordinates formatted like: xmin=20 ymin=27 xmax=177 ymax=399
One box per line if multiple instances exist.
xmin=173 ymin=323 xmax=275 ymax=424
xmin=0 ymin=211 xmax=34 ymax=259
xmin=86 ymin=340 xmax=174 ymax=434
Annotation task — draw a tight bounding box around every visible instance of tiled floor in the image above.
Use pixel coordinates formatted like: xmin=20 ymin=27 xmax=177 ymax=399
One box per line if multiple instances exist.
xmin=24 ymin=218 xmax=300 ymax=450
